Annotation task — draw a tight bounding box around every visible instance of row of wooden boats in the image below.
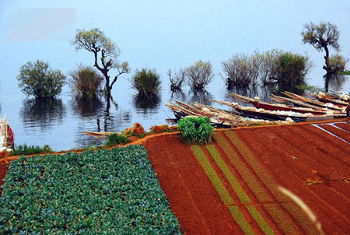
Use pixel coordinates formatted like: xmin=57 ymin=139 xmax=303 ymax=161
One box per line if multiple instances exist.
xmin=166 ymin=91 xmax=349 ymax=128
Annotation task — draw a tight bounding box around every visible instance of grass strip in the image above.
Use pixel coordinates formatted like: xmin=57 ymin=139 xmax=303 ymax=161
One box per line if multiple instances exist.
xmin=224 ymin=131 xmax=288 ymax=202
xmin=282 ymin=202 xmax=320 ymax=235
xmin=213 ymin=134 xmax=273 ymax=203
xmin=246 ymin=205 xmax=274 ymax=235
xmin=191 ymin=145 xmax=234 ymax=205
xmin=229 ymin=206 xmax=255 ymax=235
xmin=263 ymin=204 xmax=298 ymax=235
xmin=206 ymin=145 xmax=251 ymax=204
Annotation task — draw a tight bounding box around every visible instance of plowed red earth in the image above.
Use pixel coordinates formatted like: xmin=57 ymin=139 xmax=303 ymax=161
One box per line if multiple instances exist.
xmin=144 ymin=121 xmax=350 ymax=234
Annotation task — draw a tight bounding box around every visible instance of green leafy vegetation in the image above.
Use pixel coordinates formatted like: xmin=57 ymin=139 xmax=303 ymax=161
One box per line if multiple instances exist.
xmin=69 ymin=65 xmax=103 ymax=98
xmin=0 ymin=146 xmax=181 ymax=234
xmin=132 ymin=68 xmax=161 ymax=96
xmin=104 ymin=133 xmax=131 ymax=147
xmin=178 ymin=116 xmax=213 ymax=144
xmin=17 ymin=60 xmax=66 ymax=99
xmin=10 ymin=144 xmax=53 ymax=156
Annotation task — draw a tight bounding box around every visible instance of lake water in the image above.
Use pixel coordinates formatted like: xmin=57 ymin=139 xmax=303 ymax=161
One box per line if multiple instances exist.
xmin=1 ymin=0 xmax=350 ymax=151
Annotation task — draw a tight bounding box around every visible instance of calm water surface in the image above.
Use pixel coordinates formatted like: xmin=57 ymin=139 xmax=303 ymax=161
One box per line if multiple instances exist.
xmin=0 ymin=0 xmax=349 ymax=150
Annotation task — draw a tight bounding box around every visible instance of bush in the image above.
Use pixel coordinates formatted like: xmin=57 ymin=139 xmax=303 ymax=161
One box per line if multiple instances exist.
xmin=275 ymin=52 xmax=311 ymax=87
xmin=329 ymin=54 xmax=347 ymax=74
xmin=69 ymin=65 xmax=103 ymax=98
xmin=186 ymin=60 xmax=213 ymax=90
xmin=10 ymin=144 xmax=53 ymax=156
xmin=122 ymin=123 xmax=146 ymax=137
xmin=132 ymin=68 xmax=161 ymax=96
xmin=222 ymin=50 xmax=312 ymax=90
xmin=168 ymin=69 xmax=186 ymax=91
xmin=0 ymin=146 xmax=181 ymax=233
xmin=222 ymin=53 xmax=260 ymax=89
xmin=178 ymin=116 xmax=214 ymax=144
xmin=104 ymin=134 xmax=130 ymax=147
xmin=17 ymin=60 xmax=66 ymax=99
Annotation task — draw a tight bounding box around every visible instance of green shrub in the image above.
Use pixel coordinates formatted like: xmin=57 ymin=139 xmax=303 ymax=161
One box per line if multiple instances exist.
xmin=69 ymin=65 xmax=103 ymax=98
xmin=104 ymin=133 xmax=130 ymax=147
xmin=17 ymin=60 xmax=66 ymax=99
xmin=0 ymin=146 xmax=181 ymax=233
xmin=132 ymin=68 xmax=161 ymax=96
xmin=178 ymin=116 xmax=214 ymax=144
xmin=10 ymin=144 xmax=53 ymax=156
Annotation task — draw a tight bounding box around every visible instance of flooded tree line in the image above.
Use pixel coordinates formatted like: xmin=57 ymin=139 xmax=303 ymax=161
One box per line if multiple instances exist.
xmin=14 ymin=22 xmax=348 ymax=133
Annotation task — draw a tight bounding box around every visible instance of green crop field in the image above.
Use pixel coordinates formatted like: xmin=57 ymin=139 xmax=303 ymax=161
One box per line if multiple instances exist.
xmin=0 ymin=145 xmax=181 ymax=234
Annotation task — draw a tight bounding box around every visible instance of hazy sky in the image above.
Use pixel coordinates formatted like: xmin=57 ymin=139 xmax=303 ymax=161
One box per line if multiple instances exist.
xmin=1 ymin=0 xmax=349 ymax=84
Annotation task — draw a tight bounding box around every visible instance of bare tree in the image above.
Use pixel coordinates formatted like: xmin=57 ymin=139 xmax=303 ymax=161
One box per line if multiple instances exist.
xmin=168 ymin=69 xmax=186 ymax=91
xmin=222 ymin=53 xmax=260 ymax=90
xmin=186 ymin=60 xmax=213 ymax=91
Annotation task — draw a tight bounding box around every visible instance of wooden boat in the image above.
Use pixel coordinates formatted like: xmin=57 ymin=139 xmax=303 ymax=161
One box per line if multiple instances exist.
xmin=166 ymin=100 xmax=235 ymax=128
xmin=270 ymin=94 xmax=332 ymax=111
xmin=166 ymin=100 xmax=295 ymax=127
xmin=282 ymin=91 xmax=343 ymax=112
xmin=331 ymin=90 xmax=350 ymax=101
xmin=0 ymin=116 xmax=14 ymax=152
xmin=229 ymin=93 xmax=330 ymax=115
xmin=212 ymin=100 xmax=346 ymax=122
xmin=309 ymin=92 xmax=348 ymax=108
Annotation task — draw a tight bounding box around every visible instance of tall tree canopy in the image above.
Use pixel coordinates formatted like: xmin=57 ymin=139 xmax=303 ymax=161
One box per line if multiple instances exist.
xmin=72 ymin=28 xmax=130 ymax=98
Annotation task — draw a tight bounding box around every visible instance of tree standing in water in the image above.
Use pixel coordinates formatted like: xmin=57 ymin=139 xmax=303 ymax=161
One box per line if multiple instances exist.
xmin=72 ymin=28 xmax=130 ymax=99
xmin=301 ymin=22 xmax=346 ymax=92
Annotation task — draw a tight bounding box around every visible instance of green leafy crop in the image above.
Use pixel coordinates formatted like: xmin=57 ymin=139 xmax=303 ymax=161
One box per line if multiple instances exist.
xmin=0 ymin=145 xmax=181 ymax=234
xmin=178 ymin=116 xmax=214 ymax=144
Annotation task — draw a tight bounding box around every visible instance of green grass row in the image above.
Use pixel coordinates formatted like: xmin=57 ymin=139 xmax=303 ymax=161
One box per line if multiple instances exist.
xmin=213 ymin=134 xmax=273 ymax=203
xmin=223 ymin=131 xmax=288 ymax=202
xmin=191 ymin=145 xmax=274 ymax=234
xmin=0 ymin=145 xmax=181 ymax=234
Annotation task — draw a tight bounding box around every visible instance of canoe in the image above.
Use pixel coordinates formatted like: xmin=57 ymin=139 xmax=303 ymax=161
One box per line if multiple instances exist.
xmin=166 ymin=100 xmax=235 ymax=128
xmin=270 ymin=94 xmax=332 ymax=111
xmin=230 ymin=93 xmax=330 ymax=115
xmin=310 ymin=92 xmax=349 ymax=107
xmin=282 ymin=91 xmax=343 ymax=112
xmin=212 ymin=100 xmax=346 ymax=122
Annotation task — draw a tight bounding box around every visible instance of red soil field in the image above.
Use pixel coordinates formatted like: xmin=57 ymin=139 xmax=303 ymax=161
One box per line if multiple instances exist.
xmin=145 ymin=121 xmax=350 ymax=234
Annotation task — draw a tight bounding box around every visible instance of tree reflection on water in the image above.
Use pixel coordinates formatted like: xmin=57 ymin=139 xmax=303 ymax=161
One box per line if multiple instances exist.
xmin=70 ymin=96 xmax=104 ymax=118
xmin=20 ymin=98 xmax=66 ymax=130
xmin=133 ymin=93 xmax=161 ymax=114
xmin=327 ymin=74 xmax=347 ymax=92
xmin=188 ymin=89 xmax=213 ymax=105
